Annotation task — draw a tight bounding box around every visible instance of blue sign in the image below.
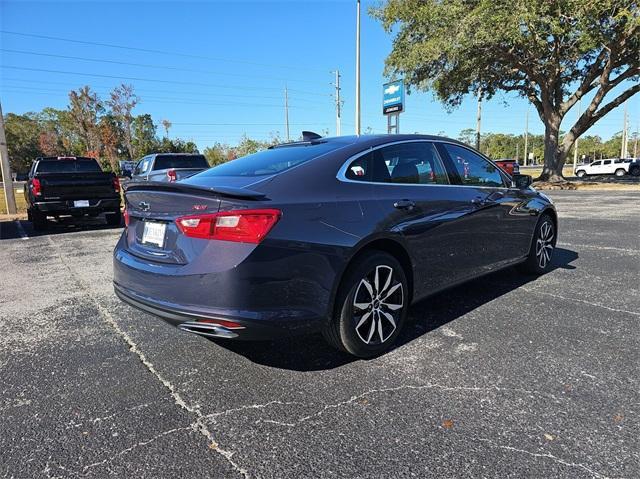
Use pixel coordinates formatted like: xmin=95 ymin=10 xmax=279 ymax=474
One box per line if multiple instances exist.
xmin=383 ymin=80 xmax=404 ymax=115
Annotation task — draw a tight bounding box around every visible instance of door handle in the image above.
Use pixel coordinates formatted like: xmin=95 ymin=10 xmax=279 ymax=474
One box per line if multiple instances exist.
xmin=471 ymin=197 xmax=485 ymax=206
xmin=393 ymin=199 xmax=416 ymax=210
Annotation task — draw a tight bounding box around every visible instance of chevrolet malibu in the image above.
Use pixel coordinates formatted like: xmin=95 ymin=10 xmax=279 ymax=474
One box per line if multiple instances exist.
xmin=114 ymin=134 xmax=557 ymax=357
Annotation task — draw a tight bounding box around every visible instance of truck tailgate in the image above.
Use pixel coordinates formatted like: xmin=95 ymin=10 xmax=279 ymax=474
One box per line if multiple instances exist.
xmin=37 ymin=172 xmax=117 ymax=200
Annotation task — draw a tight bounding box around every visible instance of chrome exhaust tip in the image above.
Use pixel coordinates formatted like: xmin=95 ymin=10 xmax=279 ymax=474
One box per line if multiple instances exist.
xmin=177 ymin=321 xmax=239 ymax=339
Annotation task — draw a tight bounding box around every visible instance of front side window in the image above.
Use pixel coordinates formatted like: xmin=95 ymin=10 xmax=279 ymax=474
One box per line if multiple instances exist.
xmin=442 ymin=144 xmax=504 ymax=187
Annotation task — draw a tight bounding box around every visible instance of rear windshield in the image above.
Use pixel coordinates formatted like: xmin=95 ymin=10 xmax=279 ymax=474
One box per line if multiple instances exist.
xmin=35 ymin=159 xmax=102 ymax=173
xmin=153 ymin=155 xmax=208 ymax=170
xmin=196 ymin=142 xmax=343 ymax=177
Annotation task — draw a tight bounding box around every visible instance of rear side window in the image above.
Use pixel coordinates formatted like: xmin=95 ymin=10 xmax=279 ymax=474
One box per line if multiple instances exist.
xmin=153 ymin=155 xmax=208 ymax=170
xmin=442 ymin=144 xmax=504 ymax=187
xmin=603 ymin=160 xmax=611 ymax=165
xmin=198 ymin=141 xmax=345 ymax=177
xmin=35 ymin=159 xmax=102 ymax=173
xmin=344 ymin=142 xmax=449 ymax=185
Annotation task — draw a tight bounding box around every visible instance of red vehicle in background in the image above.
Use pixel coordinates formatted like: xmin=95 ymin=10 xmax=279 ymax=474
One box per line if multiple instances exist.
xmin=493 ymin=159 xmax=520 ymax=176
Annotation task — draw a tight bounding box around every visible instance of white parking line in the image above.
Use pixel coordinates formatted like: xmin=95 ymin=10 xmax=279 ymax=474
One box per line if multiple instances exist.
xmin=14 ymin=221 xmax=29 ymax=240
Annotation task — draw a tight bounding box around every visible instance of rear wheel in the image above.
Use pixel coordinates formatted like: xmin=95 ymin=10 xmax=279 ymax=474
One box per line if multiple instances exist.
xmin=30 ymin=209 xmax=48 ymax=231
xmin=518 ymin=214 xmax=556 ymax=275
xmin=615 ymin=168 xmax=626 ymax=177
xmin=106 ymin=210 xmax=122 ymax=226
xmin=576 ymin=170 xmax=586 ymax=178
xmin=629 ymin=165 xmax=640 ymax=177
xmin=323 ymin=252 xmax=409 ymax=358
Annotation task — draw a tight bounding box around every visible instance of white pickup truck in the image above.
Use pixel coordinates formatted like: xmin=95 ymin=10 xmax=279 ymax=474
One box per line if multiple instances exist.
xmin=575 ymin=158 xmax=640 ymax=178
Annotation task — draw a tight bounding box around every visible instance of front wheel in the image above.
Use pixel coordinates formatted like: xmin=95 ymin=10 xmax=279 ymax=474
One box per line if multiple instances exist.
xmin=576 ymin=170 xmax=586 ymax=178
xmin=615 ymin=168 xmax=626 ymax=177
xmin=323 ymin=252 xmax=409 ymax=358
xmin=518 ymin=214 xmax=556 ymax=275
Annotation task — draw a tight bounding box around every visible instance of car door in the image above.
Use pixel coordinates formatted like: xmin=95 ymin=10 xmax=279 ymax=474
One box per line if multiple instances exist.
xmin=436 ymin=142 xmax=536 ymax=273
xmin=587 ymin=160 xmax=602 ymax=175
xmin=347 ymin=141 xmax=486 ymax=296
xmin=601 ymin=159 xmax=614 ymax=174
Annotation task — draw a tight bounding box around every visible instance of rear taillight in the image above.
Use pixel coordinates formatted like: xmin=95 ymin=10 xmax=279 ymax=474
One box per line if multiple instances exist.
xmin=176 ymin=209 xmax=281 ymax=243
xmin=167 ymin=169 xmax=177 ymax=182
xmin=31 ymin=178 xmax=42 ymax=196
xmin=113 ymin=176 xmax=121 ymax=193
xmin=123 ymin=207 xmax=130 ymax=227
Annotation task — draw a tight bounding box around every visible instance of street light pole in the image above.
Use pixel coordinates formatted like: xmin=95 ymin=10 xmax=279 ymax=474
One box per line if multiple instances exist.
xmin=355 ymin=0 xmax=361 ymax=136
xmin=0 ymin=100 xmax=17 ymax=215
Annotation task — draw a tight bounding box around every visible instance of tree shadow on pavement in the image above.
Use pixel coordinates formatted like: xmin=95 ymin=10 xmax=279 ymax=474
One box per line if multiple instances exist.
xmin=213 ymin=248 xmax=578 ymax=371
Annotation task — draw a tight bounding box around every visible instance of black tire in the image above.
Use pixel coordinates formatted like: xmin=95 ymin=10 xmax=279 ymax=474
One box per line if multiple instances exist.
xmin=576 ymin=170 xmax=586 ymax=178
xmin=629 ymin=165 xmax=640 ymax=177
xmin=30 ymin=210 xmax=48 ymax=231
xmin=106 ymin=210 xmax=122 ymax=226
xmin=323 ymin=252 xmax=409 ymax=358
xmin=615 ymin=168 xmax=626 ymax=177
xmin=518 ymin=214 xmax=557 ymax=275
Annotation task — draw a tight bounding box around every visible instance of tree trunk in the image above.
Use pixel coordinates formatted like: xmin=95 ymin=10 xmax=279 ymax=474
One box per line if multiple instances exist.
xmin=538 ymin=117 xmax=568 ymax=182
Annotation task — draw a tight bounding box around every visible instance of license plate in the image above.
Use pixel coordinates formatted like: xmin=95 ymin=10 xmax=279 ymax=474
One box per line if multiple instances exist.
xmin=142 ymin=221 xmax=166 ymax=248
xmin=74 ymin=200 xmax=90 ymax=207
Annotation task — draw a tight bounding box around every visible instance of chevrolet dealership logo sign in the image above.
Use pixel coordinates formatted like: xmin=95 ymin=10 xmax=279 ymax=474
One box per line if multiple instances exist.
xmin=383 ymin=80 xmax=404 ymax=115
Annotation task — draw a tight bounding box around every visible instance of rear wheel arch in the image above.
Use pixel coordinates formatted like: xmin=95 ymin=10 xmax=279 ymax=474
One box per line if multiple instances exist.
xmin=329 ymin=237 xmax=414 ymax=321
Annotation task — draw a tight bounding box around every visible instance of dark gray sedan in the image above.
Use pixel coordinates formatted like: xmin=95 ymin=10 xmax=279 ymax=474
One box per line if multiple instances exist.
xmin=114 ymin=134 xmax=557 ymax=357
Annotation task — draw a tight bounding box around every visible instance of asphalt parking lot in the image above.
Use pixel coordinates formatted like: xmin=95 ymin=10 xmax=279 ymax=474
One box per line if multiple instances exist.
xmin=1 ymin=190 xmax=638 ymax=478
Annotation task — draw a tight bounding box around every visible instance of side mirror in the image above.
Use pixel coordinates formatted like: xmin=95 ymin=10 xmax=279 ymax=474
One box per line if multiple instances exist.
xmin=512 ymin=174 xmax=532 ymax=189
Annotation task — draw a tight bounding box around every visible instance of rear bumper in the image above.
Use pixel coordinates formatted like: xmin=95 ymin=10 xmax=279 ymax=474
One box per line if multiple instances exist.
xmin=34 ymin=198 xmax=121 ymax=215
xmin=113 ymin=281 xmax=323 ymax=341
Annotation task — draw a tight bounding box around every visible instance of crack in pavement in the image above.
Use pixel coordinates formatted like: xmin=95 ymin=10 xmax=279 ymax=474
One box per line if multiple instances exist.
xmin=46 ymin=236 xmax=249 ymax=478
xmin=254 ymin=382 xmax=562 ymax=428
xmin=520 ymin=287 xmax=640 ymax=317
xmin=474 ymin=437 xmax=615 ymax=479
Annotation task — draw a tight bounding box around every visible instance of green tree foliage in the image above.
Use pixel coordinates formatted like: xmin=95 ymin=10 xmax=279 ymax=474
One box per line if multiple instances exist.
xmin=4 ymin=113 xmax=40 ymax=173
xmin=131 ymin=114 xmax=158 ymax=158
xmin=373 ymin=0 xmax=640 ymax=181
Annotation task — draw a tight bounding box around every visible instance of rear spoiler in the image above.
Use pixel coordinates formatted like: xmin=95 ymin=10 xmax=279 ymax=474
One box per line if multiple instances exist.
xmin=124 ymin=181 xmax=267 ymax=200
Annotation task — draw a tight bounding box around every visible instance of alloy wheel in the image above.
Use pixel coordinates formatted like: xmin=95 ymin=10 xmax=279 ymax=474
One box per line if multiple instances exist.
xmin=352 ymin=265 xmax=404 ymax=345
xmin=535 ymin=221 xmax=554 ymax=269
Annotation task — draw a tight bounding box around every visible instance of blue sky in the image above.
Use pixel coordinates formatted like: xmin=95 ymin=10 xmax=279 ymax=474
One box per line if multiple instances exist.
xmin=1 ymin=0 xmax=638 ymax=152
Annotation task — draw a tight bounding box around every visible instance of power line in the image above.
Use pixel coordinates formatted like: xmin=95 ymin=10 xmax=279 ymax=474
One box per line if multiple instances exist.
xmin=0 ymin=48 xmax=328 ymax=86
xmin=0 ymin=65 xmax=330 ymax=97
xmin=0 ymin=79 xmax=328 ymax=104
xmin=0 ymin=30 xmax=330 ymax=73
xmin=1 ymin=87 xmax=326 ymax=110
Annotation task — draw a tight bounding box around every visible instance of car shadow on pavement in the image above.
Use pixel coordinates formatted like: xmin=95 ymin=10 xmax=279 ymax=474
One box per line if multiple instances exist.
xmin=0 ymin=218 xmax=122 ymax=240
xmin=212 ymin=247 xmax=578 ymax=371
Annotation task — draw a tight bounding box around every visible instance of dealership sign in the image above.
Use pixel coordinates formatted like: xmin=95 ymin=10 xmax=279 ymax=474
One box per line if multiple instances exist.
xmin=383 ymin=80 xmax=404 ymax=115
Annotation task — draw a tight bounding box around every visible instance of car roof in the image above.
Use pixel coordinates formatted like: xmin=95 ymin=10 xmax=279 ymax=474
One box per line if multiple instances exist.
xmin=275 ymin=134 xmax=469 ymax=150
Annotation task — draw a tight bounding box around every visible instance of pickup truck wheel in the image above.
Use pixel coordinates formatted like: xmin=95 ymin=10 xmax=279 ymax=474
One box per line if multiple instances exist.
xmin=629 ymin=165 xmax=640 ymax=177
xmin=31 ymin=210 xmax=48 ymax=231
xmin=106 ymin=210 xmax=122 ymax=226
xmin=576 ymin=170 xmax=586 ymax=178
xmin=615 ymin=168 xmax=626 ymax=177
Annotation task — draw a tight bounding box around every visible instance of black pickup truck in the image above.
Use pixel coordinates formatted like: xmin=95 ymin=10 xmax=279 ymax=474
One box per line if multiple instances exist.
xmin=24 ymin=157 xmax=122 ymax=230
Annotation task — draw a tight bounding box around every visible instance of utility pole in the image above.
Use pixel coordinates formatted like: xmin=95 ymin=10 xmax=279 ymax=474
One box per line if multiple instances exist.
xmin=620 ymin=103 xmax=628 ymax=158
xmin=634 ymin=119 xmax=639 ymax=158
xmin=573 ymin=99 xmax=581 ymax=172
xmin=355 ymin=0 xmax=361 ymax=135
xmin=284 ymin=85 xmax=290 ymax=142
xmin=334 ymin=70 xmax=342 ymax=136
xmin=0 ymin=101 xmax=17 ymax=215
xmin=475 ymin=87 xmax=482 ymax=150
xmin=523 ymin=107 xmax=529 ymax=166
